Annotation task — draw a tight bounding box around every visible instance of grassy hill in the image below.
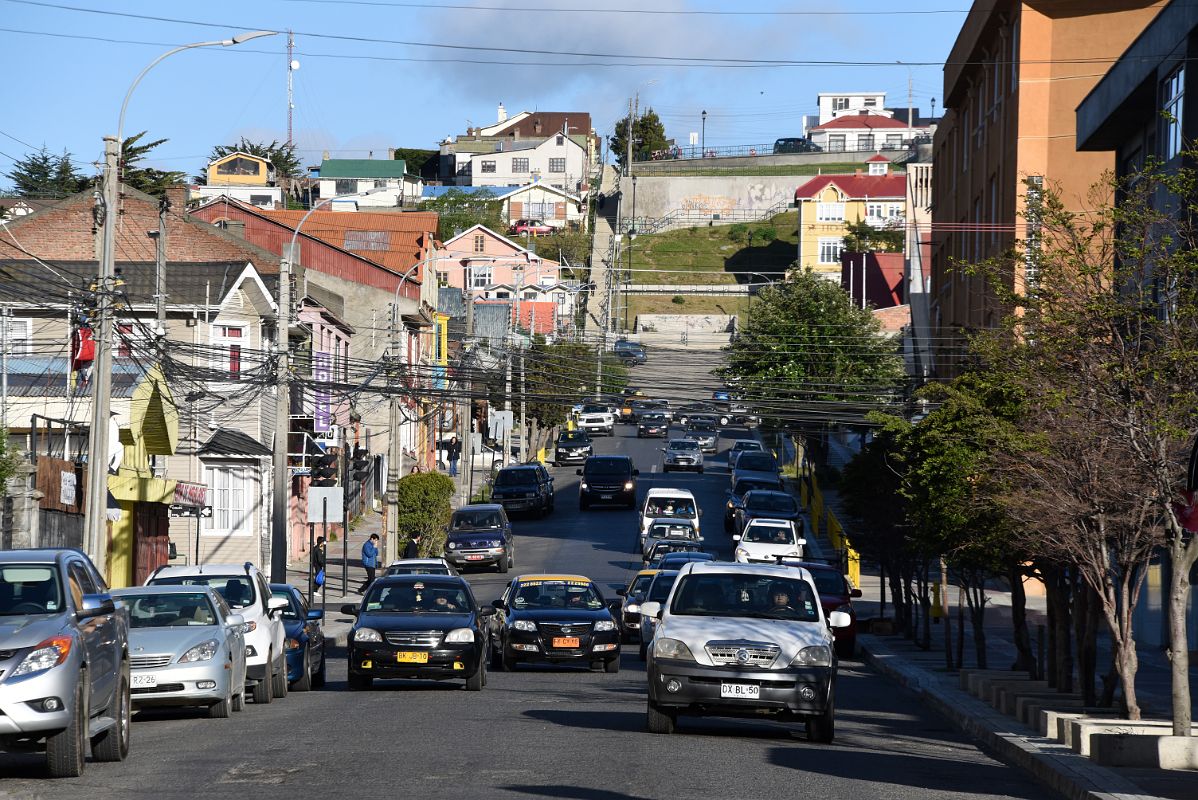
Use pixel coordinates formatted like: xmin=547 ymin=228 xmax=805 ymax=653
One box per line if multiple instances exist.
xmin=630 ymin=211 xmax=798 ymax=285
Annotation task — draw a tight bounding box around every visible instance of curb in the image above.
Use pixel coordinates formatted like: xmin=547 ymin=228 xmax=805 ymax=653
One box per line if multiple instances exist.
xmin=858 ymin=634 xmax=1162 ymax=800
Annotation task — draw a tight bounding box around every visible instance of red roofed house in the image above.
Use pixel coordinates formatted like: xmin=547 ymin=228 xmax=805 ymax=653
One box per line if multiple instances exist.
xmin=793 ymin=161 xmax=907 ymax=275
xmin=809 ymin=114 xmax=921 ymax=154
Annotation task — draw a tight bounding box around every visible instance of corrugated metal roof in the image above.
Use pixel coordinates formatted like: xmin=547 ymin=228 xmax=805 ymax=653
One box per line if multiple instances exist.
xmin=472 ymin=302 xmax=511 ymax=342
xmin=438 ymin=287 xmax=466 ymax=317
xmin=4 ymin=356 xmax=144 ymax=398
xmin=318 ymin=159 xmax=409 ymax=179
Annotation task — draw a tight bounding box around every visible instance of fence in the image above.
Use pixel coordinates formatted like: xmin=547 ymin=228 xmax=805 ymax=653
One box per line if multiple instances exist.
xmin=632 ymin=139 xmax=929 ymax=164
xmin=617 ymin=199 xmax=791 ymax=236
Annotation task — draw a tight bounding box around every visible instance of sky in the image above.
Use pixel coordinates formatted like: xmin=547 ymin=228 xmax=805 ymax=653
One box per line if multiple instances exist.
xmin=0 ymin=0 xmax=964 ymax=183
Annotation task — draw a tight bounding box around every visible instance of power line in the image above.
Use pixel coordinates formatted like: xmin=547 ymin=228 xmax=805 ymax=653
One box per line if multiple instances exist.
xmin=279 ymin=0 xmax=978 ymax=16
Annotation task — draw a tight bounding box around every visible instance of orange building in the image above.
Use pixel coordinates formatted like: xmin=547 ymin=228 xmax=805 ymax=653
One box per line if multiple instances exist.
xmin=930 ymin=0 xmax=1161 ymax=377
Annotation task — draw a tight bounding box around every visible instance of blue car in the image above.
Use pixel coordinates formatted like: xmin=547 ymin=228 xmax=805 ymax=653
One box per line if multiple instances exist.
xmin=269 ymin=584 xmax=326 ymax=691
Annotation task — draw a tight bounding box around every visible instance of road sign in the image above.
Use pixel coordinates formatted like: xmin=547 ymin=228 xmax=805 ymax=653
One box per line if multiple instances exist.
xmin=169 ymin=504 xmax=212 ymax=519
xmin=307 ymin=487 xmax=344 ymax=523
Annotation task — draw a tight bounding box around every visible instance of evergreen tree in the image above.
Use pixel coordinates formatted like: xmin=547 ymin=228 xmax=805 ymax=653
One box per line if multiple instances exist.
xmin=608 ymin=109 xmax=669 ymax=167
xmin=3 ymin=147 xmax=86 ymax=197
xmin=199 ymin=138 xmax=302 ymax=184
xmin=120 ymin=132 xmax=187 ymax=197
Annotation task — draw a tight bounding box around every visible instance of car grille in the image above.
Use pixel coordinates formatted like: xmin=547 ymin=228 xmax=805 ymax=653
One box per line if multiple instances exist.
xmin=385 ymin=630 xmax=443 ymax=647
xmin=131 ymin=654 xmax=173 ymax=670
xmin=538 ymin=622 xmax=593 ymax=637
xmin=705 ymin=641 xmax=781 ymax=668
xmin=132 ymin=683 xmax=185 ymax=695
xmin=582 ymin=417 xmax=606 ymax=425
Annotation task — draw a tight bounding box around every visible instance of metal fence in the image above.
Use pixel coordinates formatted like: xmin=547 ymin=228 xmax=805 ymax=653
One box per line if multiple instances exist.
xmin=632 ymin=138 xmax=930 ymax=164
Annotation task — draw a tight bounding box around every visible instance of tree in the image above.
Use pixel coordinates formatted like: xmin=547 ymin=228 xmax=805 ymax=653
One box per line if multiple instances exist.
xmin=392 ymin=147 xmax=438 ymax=178
xmin=537 ymin=229 xmax=590 ymax=270
xmin=120 ymin=132 xmax=187 ymax=197
xmin=0 ymin=428 xmax=19 ymax=498
xmin=522 ymin=340 xmax=627 ymax=428
xmin=609 ymin=108 xmax=669 ymax=167
xmin=393 ymin=471 xmax=456 ymax=557
xmin=842 ymin=218 xmax=904 ymax=253
xmin=423 ymin=188 xmax=504 ymax=240
xmin=199 ymin=138 xmax=302 ymax=184
xmin=3 ymin=147 xmax=86 ymax=197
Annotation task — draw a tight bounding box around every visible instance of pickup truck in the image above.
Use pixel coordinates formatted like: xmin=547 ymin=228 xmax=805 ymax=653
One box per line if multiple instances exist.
xmin=576 ymin=404 xmax=616 ymax=435
xmin=0 ymin=549 xmax=132 ymax=777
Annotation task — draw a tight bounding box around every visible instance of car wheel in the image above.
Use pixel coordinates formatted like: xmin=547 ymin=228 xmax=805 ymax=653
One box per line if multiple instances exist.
xmin=646 ymin=700 xmax=676 ymax=734
xmin=807 ymin=692 xmax=835 ymax=743
xmin=252 ymin=658 xmax=273 ymax=704
xmin=498 ymin=555 xmax=509 ymax=574
xmin=271 ymin=656 xmax=289 ymax=699
xmin=293 ymin=648 xmax=313 ymax=692
xmin=719 ymin=416 xmax=730 ymax=426
xmin=662 ymin=466 xmax=670 ymax=473
xmin=465 ymin=660 xmax=485 ymax=691
xmin=604 ymin=657 xmax=621 ymax=674
xmin=347 ymin=672 xmax=373 ymax=691
xmin=499 ymin=647 xmax=516 ymax=672
xmin=92 ymin=666 xmax=130 ymax=761
xmin=46 ymin=680 xmax=86 ymax=778
xmin=312 ymin=652 xmax=327 ymax=689
xmin=232 ymin=690 xmax=245 ymax=712
xmin=207 ymin=682 xmax=233 ymax=719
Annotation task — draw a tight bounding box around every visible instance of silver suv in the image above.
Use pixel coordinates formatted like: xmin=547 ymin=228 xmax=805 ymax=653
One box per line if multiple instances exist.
xmin=0 ymin=549 xmax=131 ymax=777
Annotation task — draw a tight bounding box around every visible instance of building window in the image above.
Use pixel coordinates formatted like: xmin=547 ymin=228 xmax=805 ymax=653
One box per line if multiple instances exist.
xmin=869 ymin=161 xmax=888 ymax=176
xmin=548 ymin=158 xmax=566 ymax=173
xmin=202 ymin=464 xmax=250 ymax=535
xmin=556 ymin=135 xmax=565 ymax=146
xmin=473 ymin=234 xmax=486 ymax=253
xmin=436 ymin=270 xmax=449 ymax=287
xmin=211 ymin=324 xmax=245 ymax=379
xmin=494 ymin=291 xmax=510 ymax=299
xmin=334 ymin=178 xmax=356 ymax=195
xmin=827 ymin=135 xmax=846 ymax=152
xmin=374 ymin=179 xmax=389 ymax=189
xmin=863 ymin=98 xmax=877 ymax=108
xmin=866 ymin=202 xmax=884 ymax=221
xmin=1161 ymin=65 xmax=1185 ymax=160
xmin=527 ymin=201 xmax=554 ymax=218
xmin=215 ymin=156 xmax=261 ymax=177
xmin=818 ymin=237 xmax=843 ymax=264
xmin=480 ymin=161 xmax=497 ymax=173
xmin=0 ymin=317 xmax=32 ymax=354
xmin=469 ymin=266 xmax=492 ymax=288
xmin=512 ymin=158 xmax=529 ymax=173
xmin=884 ymin=134 xmax=902 ymax=150
xmin=832 ymin=97 xmax=850 ymax=111
xmin=816 ymin=202 xmax=845 ymax=222
xmin=857 ymin=134 xmax=874 ymax=151
xmin=523 ymin=290 xmax=537 ymax=300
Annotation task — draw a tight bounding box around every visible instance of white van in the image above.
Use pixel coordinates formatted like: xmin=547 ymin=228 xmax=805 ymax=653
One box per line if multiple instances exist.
xmin=638 ymin=488 xmax=700 ymax=550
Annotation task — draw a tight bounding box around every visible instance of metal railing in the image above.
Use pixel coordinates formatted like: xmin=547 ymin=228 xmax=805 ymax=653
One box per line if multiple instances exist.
xmin=631 ymin=137 xmax=931 ymax=164
xmin=617 ymin=198 xmax=791 ymax=236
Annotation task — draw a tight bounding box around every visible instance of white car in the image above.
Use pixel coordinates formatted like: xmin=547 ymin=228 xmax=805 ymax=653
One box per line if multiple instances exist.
xmin=641 ymin=561 xmax=851 ymax=740
xmin=733 ymin=519 xmax=806 ymax=565
xmin=147 ymin=563 xmax=288 ymax=705
xmin=576 ymin=404 xmax=615 ymax=435
xmin=638 ymin=488 xmax=700 ymax=550
xmin=384 ymin=558 xmax=459 ymax=576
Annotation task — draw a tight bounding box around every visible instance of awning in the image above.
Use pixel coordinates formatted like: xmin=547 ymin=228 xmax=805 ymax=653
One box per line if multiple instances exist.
xmin=198 ymin=428 xmax=273 ymax=457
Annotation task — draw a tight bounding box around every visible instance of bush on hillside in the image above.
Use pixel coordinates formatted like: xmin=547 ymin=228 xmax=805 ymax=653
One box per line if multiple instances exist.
xmin=728 ymin=224 xmax=748 ymax=243
xmin=671 ymin=295 xmax=686 ymax=305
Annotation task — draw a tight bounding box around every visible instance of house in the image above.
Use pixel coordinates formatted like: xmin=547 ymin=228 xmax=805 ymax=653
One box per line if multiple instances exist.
xmin=436 ymin=223 xmax=562 ymax=298
xmin=929 ymin=0 xmax=1161 ymax=378
xmin=312 ymin=158 xmax=423 ymax=208
xmin=793 ymin=164 xmax=907 ymax=276
xmin=0 ymin=197 xmax=58 ymax=220
xmin=192 ymin=151 xmax=282 ymax=209
xmin=439 ymin=105 xmax=597 ymax=187
xmin=808 ymin=114 xmax=927 ymax=154
xmin=464 ymin=135 xmax=588 ymax=195
xmin=418 ymin=183 xmax=585 ymax=233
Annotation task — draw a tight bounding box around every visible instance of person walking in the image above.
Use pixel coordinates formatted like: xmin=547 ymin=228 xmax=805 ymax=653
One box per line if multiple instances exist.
xmin=446 ymin=435 xmax=462 ymax=477
xmin=359 ymin=533 xmax=380 ymax=593
xmin=403 ymin=531 xmax=422 ymax=560
xmin=311 ymin=535 xmax=327 ymax=598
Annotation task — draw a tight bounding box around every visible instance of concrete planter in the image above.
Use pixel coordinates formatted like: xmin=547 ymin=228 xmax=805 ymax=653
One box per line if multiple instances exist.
xmin=959 ymin=668 xmax=1029 ymax=693
xmin=1091 ymin=732 xmax=1198 ymax=769
xmin=1066 ymin=718 xmax=1191 ymax=756
xmin=1038 ymin=708 xmax=1118 ymax=739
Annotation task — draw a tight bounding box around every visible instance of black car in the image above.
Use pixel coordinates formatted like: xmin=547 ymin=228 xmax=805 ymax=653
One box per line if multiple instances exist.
xmin=490 ymin=464 xmax=554 ymax=517
xmin=734 ymin=489 xmax=804 ymax=535
xmin=554 ymin=430 xmax=594 ymax=465
xmin=636 ymin=413 xmax=669 ymax=438
xmin=646 ymin=541 xmax=706 ymax=568
xmin=619 ymin=345 xmax=648 ymax=366
xmin=724 ymin=475 xmax=785 ymax=530
xmin=444 ymin=504 xmax=515 ymax=573
xmin=613 ymin=339 xmax=647 ymax=359
xmin=578 ymin=455 xmax=639 ymax=510
xmin=492 ymin=574 xmax=622 ymax=672
xmin=342 ymin=575 xmax=494 ymax=691
xmin=655 ymin=551 xmax=716 ymax=571
xmin=773 ymin=137 xmax=820 ymax=154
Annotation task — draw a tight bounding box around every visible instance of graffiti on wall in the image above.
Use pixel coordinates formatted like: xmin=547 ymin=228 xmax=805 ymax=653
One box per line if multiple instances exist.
xmin=679 ymin=194 xmax=740 ymax=215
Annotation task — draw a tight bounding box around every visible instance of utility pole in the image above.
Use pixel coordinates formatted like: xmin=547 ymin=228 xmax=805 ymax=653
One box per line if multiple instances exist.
xmin=626 ymin=97 xmax=634 ymax=177
xmin=386 ymin=301 xmax=404 ymax=564
xmin=907 ymin=72 xmax=914 ymax=147
xmin=519 ymin=348 xmax=527 ymax=463
xmin=84 ymin=136 xmax=120 ymax=574
xmin=154 ymin=196 xmax=168 ymax=334
xmin=270 ymin=241 xmax=296 ymax=583
xmin=1 ymin=305 xmax=9 ymax=434
xmin=287 ymin=31 xmax=296 ymax=148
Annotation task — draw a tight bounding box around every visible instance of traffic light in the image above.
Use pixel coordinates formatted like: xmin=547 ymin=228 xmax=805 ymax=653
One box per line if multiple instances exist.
xmin=351 ymin=447 xmax=371 ymax=483
xmin=310 ymin=451 xmax=339 ymax=488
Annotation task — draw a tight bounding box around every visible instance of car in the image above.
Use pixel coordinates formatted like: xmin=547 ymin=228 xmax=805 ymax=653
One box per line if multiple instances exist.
xmin=727 ymin=439 xmax=765 ymax=469
xmin=646 ymin=541 xmax=707 ymax=569
xmin=684 ymin=414 xmax=719 ymax=431
xmin=641 ymin=561 xmax=851 ymax=739
xmin=114 ymin=585 xmax=247 ymax=715
xmin=636 ymin=570 xmax=680 ymax=659
xmin=793 ymin=562 xmax=862 ymax=658
xmin=554 ymin=430 xmax=594 ymax=465
xmin=726 ymin=403 xmax=761 ymax=427
xmin=724 ymin=476 xmax=784 ymax=531
xmin=342 ymin=575 xmax=494 ymax=691
xmin=661 ymin=439 xmax=704 ymax=474
xmin=688 ymin=424 xmax=718 ymax=454
xmin=491 ymin=574 xmax=622 ymax=672
xmin=269 ymin=584 xmax=326 ymax=691
xmin=730 ymin=451 xmax=780 ymax=479
xmin=734 ymin=489 xmax=803 ymax=535
xmin=636 ymin=413 xmax=669 ymax=438
xmin=443 ymin=504 xmax=515 ymax=574
xmin=509 ymin=218 xmax=553 ymax=236
xmin=638 ymin=488 xmax=699 ymax=549
xmin=711 ymin=390 xmax=732 ymax=403
xmin=655 ymin=551 xmax=716 ymax=571
xmin=773 ymin=137 xmax=820 ymax=154
xmin=615 ymin=570 xmax=658 ymax=643
xmin=578 ymin=455 xmax=639 ymax=510
xmin=490 ymin=464 xmax=554 ymax=517
xmin=613 ymin=339 xmax=646 ymax=359
xmin=675 ymin=403 xmax=719 ymax=427
xmin=0 ymin=550 xmax=131 ymax=777
xmin=733 ymin=519 xmax=806 ymax=565
xmin=576 ymin=404 xmax=616 ymax=436
xmin=641 ymin=518 xmax=703 ymax=562
xmin=148 ymin=562 xmax=288 ymax=707
xmin=385 ymin=558 xmax=459 ymax=577
xmin=618 ymin=344 xmax=648 ymax=366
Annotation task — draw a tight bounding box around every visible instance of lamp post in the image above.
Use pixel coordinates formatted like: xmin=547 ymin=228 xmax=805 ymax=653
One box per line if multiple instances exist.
xmin=701 ymin=110 xmax=708 ymax=158
xmin=85 ymin=30 xmax=276 ymax=575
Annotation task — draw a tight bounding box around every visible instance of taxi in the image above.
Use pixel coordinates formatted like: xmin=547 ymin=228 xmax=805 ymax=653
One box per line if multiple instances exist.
xmin=492 ymin=574 xmax=623 ymax=673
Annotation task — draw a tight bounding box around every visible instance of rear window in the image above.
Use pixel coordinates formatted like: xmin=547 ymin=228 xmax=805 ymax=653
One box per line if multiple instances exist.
xmin=733 ymin=479 xmax=781 ymax=495
xmin=495 ymin=469 xmax=537 ymax=486
xmin=746 ymin=493 xmax=797 ymax=513
xmin=809 ymin=570 xmax=848 ymax=597
xmin=150 ymin=574 xmax=257 ymax=609
xmin=737 ymin=453 xmax=779 ymax=472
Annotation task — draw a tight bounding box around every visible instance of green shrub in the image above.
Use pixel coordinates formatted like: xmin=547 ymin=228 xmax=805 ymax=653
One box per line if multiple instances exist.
xmin=756 ymin=225 xmax=778 ymax=242
xmin=671 ymin=295 xmax=686 ymax=305
xmin=394 ymin=471 xmax=456 ymax=556
xmin=728 ymin=224 xmax=748 ymax=243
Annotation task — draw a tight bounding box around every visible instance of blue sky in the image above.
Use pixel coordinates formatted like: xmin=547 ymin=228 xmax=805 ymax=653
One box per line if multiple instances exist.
xmin=0 ymin=0 xmax=963 ymax=182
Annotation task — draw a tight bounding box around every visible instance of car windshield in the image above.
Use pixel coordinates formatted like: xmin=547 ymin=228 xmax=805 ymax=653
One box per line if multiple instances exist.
xmin=733 ymin=479 xmax=780 ymax=496
xmin=733 ymin=441 xmax=763 ymax=452
xmin=559 ymin=432 xmax=589 ymax=444
xmin=495 ymin=469 xmax=537 ymax=487
xmin=644 ymin=497 xmax=696 ymax=518
xmin=581 ymin=405 xmax=607 ymax=414
xmin=363 ymin=583 xmax=472 ymax=613
xmin=653 ymin=542 xmax=700 ymax=557
xmin=737 ymin=454 xmax=779 ymax=472
xmin=743 ymin=525 xmax=795 ymax=544
xmin=269 ymin=590 xmax=305 ymax=620
xmin=669 ymin=573 xmax=820 ymax=621
xmin=667 ymin=441 xmax=699 ymax=451
xmin=647 ymin=574 xmax=679 ymax=602
xmin=151 ymin=575 xmax=256 ymax=609
xmin=585 ymin=459 xmax=631 ymax=476
xmin=121 ymin=591 xmax=218 ymax=627
xmin=512 ymin=580 xmax=604 ymax=610
xmin=649 ymin=523 xmax=696 ymax=540
xmin=629 ymin=574 xmax=655 ymax=596
xmin=641 ymin=414 xmax=666 ymax=423
xmin=451 ymin=510 xmax=503 ymax=529
xmin=746 ymin=493 xmax=798 ymax=513
xmin=809 ymin=570 xmax=848 ymax=597
xmin=387 ymin=565 xmax=451 ymax=576
xmin=0 ymin=566 xmax=64 ymax=616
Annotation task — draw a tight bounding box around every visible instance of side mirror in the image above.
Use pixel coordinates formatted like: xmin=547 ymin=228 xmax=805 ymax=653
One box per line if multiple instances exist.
xmin=639 ymin=601 xmax=662 ymax=620
xmin=697 ymin=537 xmax=705 ymax=543
xmin=576 ymin=469 xmax=584 ymax=476
xmin=632 ymin=469 xmax=640 ymax=476
xmin=267 ymin=596 xmax=288 ymax=612
xmin=850 ymin=588 xmax=863 ymax=599
xmin=307 ymin=609 xmax=325 ymax=620
xmin=225 ymin=613 xmax=245 ymax=628
xmin=698 ymin=510 xmax=704 ymax=517
xmin=615 ymin=588 xmax=627 ymax=597
xmin=340 ymin=604 xmax=359 ymax=616
xmin=607 ymin=599 xmax=622 ymax=613
xmin=491 ymin=598 xmax=505 ymax=609
xmin=731 ymin=534 xmax=741 ymax=541
xmin=78 ymin=593 xmax=115 ymax=618
xmin=827 ymin=611 xmax=852 ymax=629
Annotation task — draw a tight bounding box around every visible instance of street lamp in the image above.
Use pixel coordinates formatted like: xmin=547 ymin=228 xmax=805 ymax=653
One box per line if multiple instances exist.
xmin=702 ymin=110 xmax=708 ymax=158
xmin=85 ymin=30 xmax=277 ymax=575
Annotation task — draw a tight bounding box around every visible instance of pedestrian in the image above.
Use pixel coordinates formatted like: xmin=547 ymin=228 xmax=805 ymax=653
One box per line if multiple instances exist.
xmin=312 ymin=535 xmax=327 ymax=597
xmin=446 ymin=434 xmax=462 ymax=477
xmin=359 ymin=533 xmax=380 ymax=593
xmin=403 ymin=531 xmax=422 ymax=559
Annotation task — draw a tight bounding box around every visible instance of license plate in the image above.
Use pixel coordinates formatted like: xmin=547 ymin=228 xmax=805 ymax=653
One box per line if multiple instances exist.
xmin=720 ymin=682 xmax=760 ymax=699
xmin=466 ymin=554 xmax=485 ymax=561
xmin=552 ymin=637 xmax=580 ymax=648
xmin=397 ymin=651 xmax=429 ymax=663
xmin=131 ymin=673 xmax=157 ymax=689
xmin=600 ymin=494 xmax=613 ymax=500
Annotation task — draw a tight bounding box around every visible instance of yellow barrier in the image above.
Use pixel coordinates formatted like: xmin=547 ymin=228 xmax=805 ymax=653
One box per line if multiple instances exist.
xmin=804 ymin=473 xmax=861 ymax=588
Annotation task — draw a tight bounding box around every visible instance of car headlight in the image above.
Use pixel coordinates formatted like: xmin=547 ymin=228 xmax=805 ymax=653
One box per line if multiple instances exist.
xmin=179 ymin=639 xmax=220 ymax=663
xmin=489 ymin=540 xmax=503 ymax=548
xmin=594 ymin=620 xmax=616 ymax=632
xmin=652 ymin=638 xmax=695 ymax=661
xmin=11 ymin=636 xmax=73 ymax=677
xmin=580 ymin=482 xmax=588 ymax=490
xmin=626 ymin=604 xmax=640 ymax=614
xmin=354 ymin=627 xmax=383 ymax=643
xmin=513 ymin=620 xmax=537 ymax=632
xmin=285 ymin=637 xmax=302 ymax=651
xmin=444 ymin=628 xmax=474 ymax=643
xmin=791 ymin=645 xmax=833 ymax=667
xmin=726 ymin=501 xmax=735 ymax=509
xmin=241 ymin=620 xmax=257 ymax=634
xmin=448 ymin=541 xmax=458 ymax=550
xmin=735 ymin=547 xmax=748 ymax=557
xmin=623 ymin=481 xmax=635 ymax=490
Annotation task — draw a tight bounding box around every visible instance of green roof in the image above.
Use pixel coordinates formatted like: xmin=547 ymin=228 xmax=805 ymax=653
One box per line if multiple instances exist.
xmin=318 ymin=159 xmax=408 ymax=178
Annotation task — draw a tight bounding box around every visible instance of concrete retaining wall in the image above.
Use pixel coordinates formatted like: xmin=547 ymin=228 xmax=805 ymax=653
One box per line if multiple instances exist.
xmin=617 ymin=175 xmax=805 ymax=222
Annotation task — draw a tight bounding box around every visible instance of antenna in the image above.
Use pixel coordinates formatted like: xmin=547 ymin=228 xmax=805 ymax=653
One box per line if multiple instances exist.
xmin=287 ymin=31 xmax=298 ymax=148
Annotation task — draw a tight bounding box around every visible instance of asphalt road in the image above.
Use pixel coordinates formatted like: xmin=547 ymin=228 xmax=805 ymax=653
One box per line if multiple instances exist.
xmin=0 ymin=355 xmax=1054 ymax=800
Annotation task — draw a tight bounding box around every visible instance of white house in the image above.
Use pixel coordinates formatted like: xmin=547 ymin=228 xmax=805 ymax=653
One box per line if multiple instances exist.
xmin=314 ymin=158 xmax=423 ymax=209
xmin=465 ymin=135 xmax=588 ymax=194
xmin=808 ymin=114 xmax=930 ymax=153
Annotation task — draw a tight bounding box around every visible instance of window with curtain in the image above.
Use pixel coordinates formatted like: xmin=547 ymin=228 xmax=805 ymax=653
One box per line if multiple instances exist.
xmin=202 ymin=464 xmax=250 ymax=535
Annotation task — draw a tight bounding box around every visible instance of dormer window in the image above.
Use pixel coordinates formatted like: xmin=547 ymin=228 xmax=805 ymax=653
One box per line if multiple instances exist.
xmin=869 ymin=161 xmax=888 ymax=176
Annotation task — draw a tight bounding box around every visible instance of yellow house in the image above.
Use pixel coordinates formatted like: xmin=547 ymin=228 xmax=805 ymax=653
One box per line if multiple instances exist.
xmin=794 ymin=159 xmax=906 ymax=275
xmin=193 ymin=151 xmax=284 ymax=209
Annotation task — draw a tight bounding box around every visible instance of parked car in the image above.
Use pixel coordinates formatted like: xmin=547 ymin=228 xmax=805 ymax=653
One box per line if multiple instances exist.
xmin=733 ymin=519 xmax=806 ymax=565
xmin=269 ymin=584 xmax=326 ymax=690
xmin=638 ymin=488 xmax=700 ymax=549
xmin=114 ymin=585 xmax=247 ymax=715
xmin=615 ymin=570 xmax=658 ymax=643
xmin=724 ymin=475 xmax=785 ymax=530
xmin=641 ymin=518 xmax=703 ymax=562
xmin=490 ymin=464 xmax=554 ymax=517
xmin=727 ymin=439 xmax=765 ymax=469
xmin=661 ymin=439 xmax=704 ymax=474
xmin=636 ymin=412 xmax=669 ymax=438
xmin=491 ymin=574 xmax=622 ymax=672
xmin=773 ymin=137 xmax=820 ymax=154
xmin=554 ymin=430 xmax=594 ymax=465
xmin=385 ymin=558 xmax=458 ymax=577
xmin=0 ymin=550 xmax=130 ymax=777
xmin=793 ymin=562 xmax=862 ymax=658
xmin=613 ymin=339 xmax=646 ymax=359
xmin=509 ymin=219 xmax=552 ymax=236
xmin=578 ymin=455 xmax=639 ymax=510
xmin=147 ymin=562 xmax=288 ymax=706
xmin=343 ymin=575 xmax=494 ymax=691
xmin=576 ymin=404 xmax=616 ymax=436
xmin=642 ymin=561 xmax=850 ymax=739
xmin=444 ymin=504 xmax=515 ymax=574
xmin=636 ymin=570 xmax=680 ymax=659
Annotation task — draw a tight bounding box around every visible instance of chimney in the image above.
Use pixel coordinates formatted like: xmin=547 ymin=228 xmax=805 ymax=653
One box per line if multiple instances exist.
xmin=497 ymin=102 xmax=507 ymax=123
xmin=387 ymin=147 xmax=396 ymax=160
xmin=222 ymin=220 xmax=246 ymax=239
xmin=855 ymin=169 xmax=863 ymax=177
xmin=322 ymin=150 xmax=330 ymax=161
xmin=165 ymin=184 xmax=189 ymax=214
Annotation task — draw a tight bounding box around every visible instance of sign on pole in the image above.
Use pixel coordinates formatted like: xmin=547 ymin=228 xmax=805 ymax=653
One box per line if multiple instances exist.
xmin=307 ymin=487 xmax=345 ymax=524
